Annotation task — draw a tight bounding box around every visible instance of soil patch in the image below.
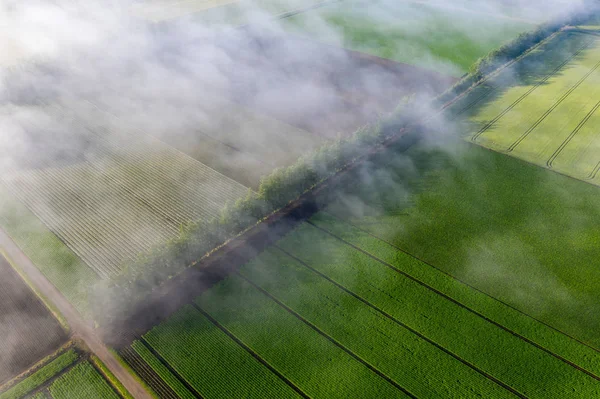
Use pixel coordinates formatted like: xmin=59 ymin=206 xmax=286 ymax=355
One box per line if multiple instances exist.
xmin=0 ymin=255 xmax=68 ymax=385
xmin=219 ymin=29 xmax=457 ymax=135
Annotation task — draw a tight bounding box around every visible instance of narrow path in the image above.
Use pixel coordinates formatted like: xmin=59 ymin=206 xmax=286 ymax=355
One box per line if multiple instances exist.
xmin=0 ymin=228 xmax=152 ymax=399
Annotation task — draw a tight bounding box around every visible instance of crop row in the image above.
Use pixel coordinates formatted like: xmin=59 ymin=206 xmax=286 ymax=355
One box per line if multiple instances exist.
xmin=505 ymin=59 xmax=600 ymax=153
xmin=238 ymin=247 xmax=515 ymax=398
xmin=455 ymin=31 xmax=600 ymax=182
xmin=2 ymin=101 xmax=248 ymax=277
xmin=186 ymin=95 xmax=320 ymax=169
xmin=48 ymin=362 xmax=119 ymax=399
xmin=50 ymin=99 xmax=248 ymax=212
xmin=0 ymin=185 xmax=97 ymax=314
xmin=471 ymin=33 xmax=599 ymax=143
xmin=2 ymin=165 xmax=175 ymax=278
xmin=127 ymin=342 xmax=194 ymax=399
xmin=448 ymin=31 xmax=596 ymax=120
xmin=301 ymin=213 xmax=600 ymax=396
xmin=143 ymin=305 xmax=300 ymax=399
xmin=194 ymin=278 xmax=407 ymax=398
xmin=547 ymin=100 xmax=600 ymax=170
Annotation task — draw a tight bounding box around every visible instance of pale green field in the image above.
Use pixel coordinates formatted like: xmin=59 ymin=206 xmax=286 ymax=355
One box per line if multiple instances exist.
xmin=455 ymin=30 xmax=600 ymax=185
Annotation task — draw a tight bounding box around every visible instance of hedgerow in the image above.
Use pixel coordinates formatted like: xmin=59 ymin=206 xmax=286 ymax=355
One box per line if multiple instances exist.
xmin=104 ymin=5 xmax=597 ymax=310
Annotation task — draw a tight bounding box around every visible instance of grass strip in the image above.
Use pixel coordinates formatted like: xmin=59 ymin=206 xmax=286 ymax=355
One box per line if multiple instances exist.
xmin=89 ymin=356 xmax=133 ymax=399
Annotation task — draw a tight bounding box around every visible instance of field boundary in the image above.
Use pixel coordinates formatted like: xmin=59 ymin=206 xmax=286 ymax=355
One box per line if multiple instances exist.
xmin=119 ymin=347 xmax=178 ymax=399
xmin=0 ymin=343 xmax=76 ymax=395
xmin=137 ymin=338 xmax=204 ymax=399
xmin=306 ymin=219 xmax=600 ymax=381
xmin=0 ymin=250 xmax=71 ymax=333
xmin=269 ymin=245 xmax=526 ymax=398
xmin=8 ymin=350 xmax=86 ymax=399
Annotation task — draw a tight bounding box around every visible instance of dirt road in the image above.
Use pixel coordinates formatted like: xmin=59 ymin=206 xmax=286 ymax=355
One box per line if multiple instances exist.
xmin=0 ymin=228 xmax=152 ymax=399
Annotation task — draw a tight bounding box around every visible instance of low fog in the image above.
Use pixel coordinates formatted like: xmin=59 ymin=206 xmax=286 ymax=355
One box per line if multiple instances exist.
xmin=0 ymin=0 xmax=597 ymax=382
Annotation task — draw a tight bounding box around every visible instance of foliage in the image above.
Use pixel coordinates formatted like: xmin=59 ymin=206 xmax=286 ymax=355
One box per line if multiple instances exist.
xmin=107 ymin=6 xmax=598 ymax=310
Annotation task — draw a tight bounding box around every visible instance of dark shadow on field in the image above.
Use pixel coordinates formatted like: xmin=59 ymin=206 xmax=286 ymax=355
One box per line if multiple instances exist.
xmin=100 ymin=196 xmax=321 ymax=347
xmin=445 ymin=31 xmax=599 ymax=126
xmin=320 ymin=131 xmax=600 ymax=351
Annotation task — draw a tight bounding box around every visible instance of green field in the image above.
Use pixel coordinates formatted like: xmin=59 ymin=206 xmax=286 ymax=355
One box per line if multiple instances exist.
xmin=454 ymin=28 xmax=600 ymax=185
xmin=281 ymin=0 xmax=535 ymax=76
xmin=50 ymin=362 xmax=120 ymax=399
xmin=0 ymin=348 xmax=127 ymax=399
xmin=119 ymin=22 xmax=600 ymax=398
xmin=0 ymin=350 xmax=78 ymax=399
xmin=121 ymin=122 xmax=600 ymax=396
xmin=122 ymin=165 xmax=600 ymax=397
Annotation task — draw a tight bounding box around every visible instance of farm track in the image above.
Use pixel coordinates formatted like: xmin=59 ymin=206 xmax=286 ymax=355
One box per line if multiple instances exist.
xmin=471 ymin=36 xmax=596 ymax=142
xmin=138 ymin=339 xmax=204 ymax=399
xmin=270 ymin=244 xmax=527 ymax=398
xmin=587 ymin=160 xmax=600 ymax=179
xmin=305 ymin=218 xmax=600 ymax=383
xmin=2 ymin=99 xmax=248 ymax=277
xmin=449 ymin=30 xmax=590 ymax=119
xmin=0 ymin=228 xmax=152 ymax=399
xmin=506 ymin=59 xmax=600 ymax=152
xmin=132 ymin=341 xmax=201 ymax=399
xmin=452 ymin=85 xmax=496 ymax=117
xmin=229 ymin=272 xmax=418 ymax=399
xmin=120 ymin=348 xmax=180 ymax=399
xmin=547 ymin=100 xmax=600 ymax=167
